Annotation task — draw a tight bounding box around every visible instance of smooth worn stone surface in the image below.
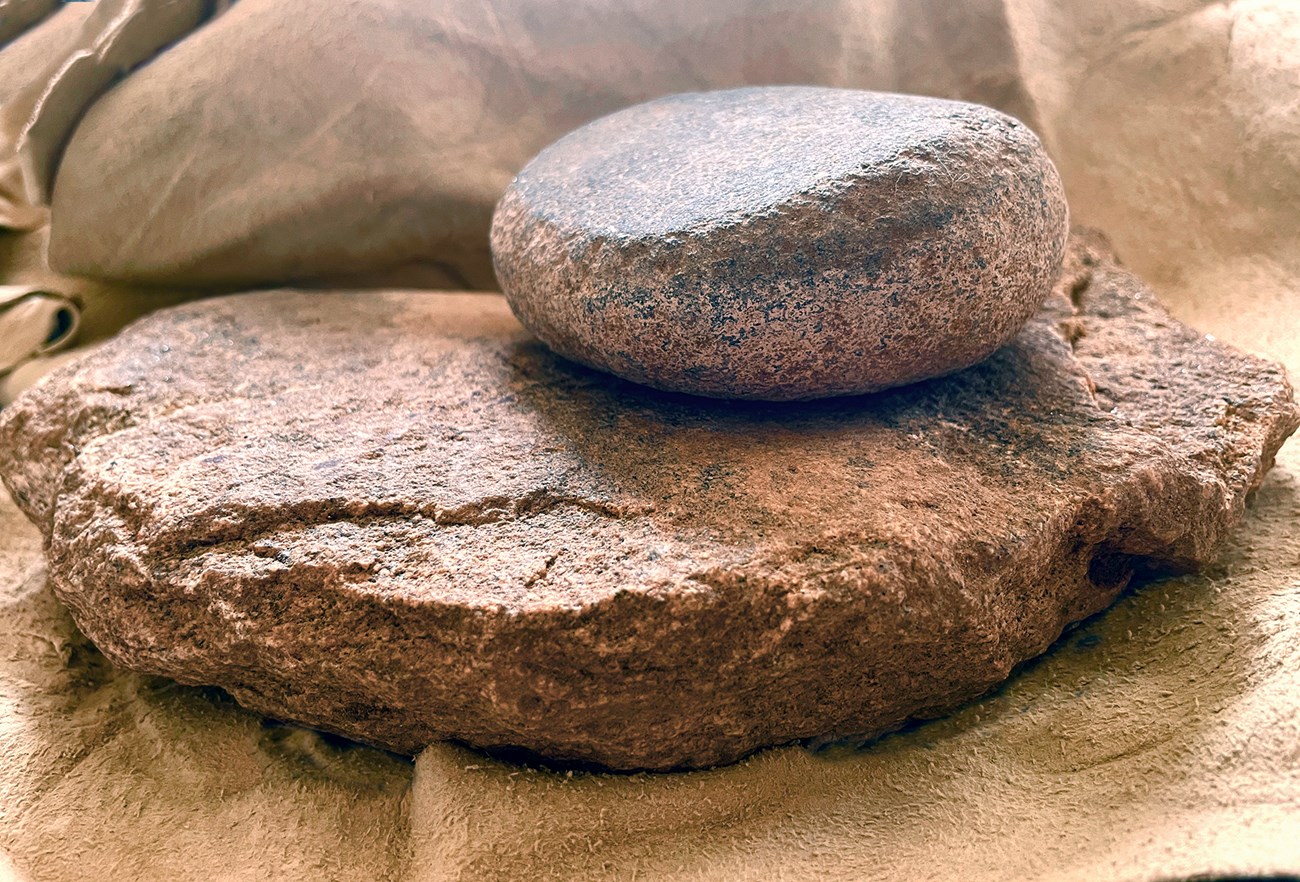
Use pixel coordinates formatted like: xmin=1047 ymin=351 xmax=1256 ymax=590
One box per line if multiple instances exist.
xmin=1 ymin=234 xmax=1295 ymax=771
xmin=491 ymin=86 xmax=1070 ymax=401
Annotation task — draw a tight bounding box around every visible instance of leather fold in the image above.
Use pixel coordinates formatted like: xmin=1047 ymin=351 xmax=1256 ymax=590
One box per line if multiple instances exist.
xmin=0 ymin=282 xmax=78 ymax=375
xmin=0 ymin=0 xmax=213 ymax=230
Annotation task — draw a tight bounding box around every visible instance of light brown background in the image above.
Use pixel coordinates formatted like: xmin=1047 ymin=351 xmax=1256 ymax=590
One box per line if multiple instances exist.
xmin=1 ymin=1 xmax=1298 ymax=879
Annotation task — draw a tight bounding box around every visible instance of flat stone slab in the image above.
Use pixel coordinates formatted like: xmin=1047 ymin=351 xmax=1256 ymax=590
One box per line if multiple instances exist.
xmin=492 ymin=87 xmax=1069 ymax=400
xmin=1 ymin=233 xmax=1295 ymax=770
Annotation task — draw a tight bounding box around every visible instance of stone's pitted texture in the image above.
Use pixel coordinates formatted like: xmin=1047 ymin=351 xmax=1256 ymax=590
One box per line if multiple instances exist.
xmin=491 ymin=86 xmax=1070 ymax=401
xmin=1 ymin=235 xmax=1295 ymax=771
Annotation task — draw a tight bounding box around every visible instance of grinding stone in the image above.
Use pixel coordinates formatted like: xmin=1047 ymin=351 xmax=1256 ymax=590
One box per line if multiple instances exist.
xmin=1 ymin=233 xmax=1295 ymax=770
xmin=492 ymin=86 xmax=1069 ymax=400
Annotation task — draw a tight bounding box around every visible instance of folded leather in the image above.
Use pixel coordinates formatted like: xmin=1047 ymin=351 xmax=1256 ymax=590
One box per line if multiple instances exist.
xmin=0 ymin=0 xmax=58 ymax=48
xmin=0 ymin=283 xmax=77 ymax=374
xmin=40 ymin=0 xmax=1030 ymax=288
xmin=0 ymin=0 xmax=212 ymax=230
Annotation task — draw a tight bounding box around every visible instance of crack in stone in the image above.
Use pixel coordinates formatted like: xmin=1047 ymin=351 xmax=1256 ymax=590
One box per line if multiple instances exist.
xmin=524 ymin=553 xmax=560 ymax=590
xmin=146 ymin=488 xmax=643 ymax=559
xmin=1050 ymin=263 xmax=1101 ymax=412
xmin=1068 ymin=267 xmax=1093 ymax=311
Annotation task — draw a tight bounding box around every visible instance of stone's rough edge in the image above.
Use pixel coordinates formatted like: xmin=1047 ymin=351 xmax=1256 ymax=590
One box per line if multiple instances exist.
xmin=0 ymin=234 xmax=1296 ymax=771
xmin=1064 ymin=230 xmax=1298 ymax=509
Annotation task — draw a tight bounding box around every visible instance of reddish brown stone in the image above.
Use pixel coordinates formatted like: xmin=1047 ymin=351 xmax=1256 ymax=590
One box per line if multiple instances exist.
xmin=492 ymin=86 xmax=1069 ymax=400
xmin=0 ymin=234 xmax=1294 ymax=770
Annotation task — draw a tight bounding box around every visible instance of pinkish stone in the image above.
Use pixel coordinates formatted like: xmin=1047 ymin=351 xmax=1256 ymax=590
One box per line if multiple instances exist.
xmin=0 ymin=233 xmax=1294 ymax=770
xmin=492 ymin=86 xmax=1069 ymax=400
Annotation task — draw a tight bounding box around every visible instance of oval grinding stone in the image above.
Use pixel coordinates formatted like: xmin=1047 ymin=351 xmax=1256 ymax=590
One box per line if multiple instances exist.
xmin=1 ymin=234 xmax=1295 ymax=770
xmin=492 ymin=86 xmax=1070 ymax=400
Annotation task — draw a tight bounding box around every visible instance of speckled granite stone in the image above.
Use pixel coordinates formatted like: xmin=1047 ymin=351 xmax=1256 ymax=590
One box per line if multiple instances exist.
xmin=0 ymin=233 xmax=1294 ymax=770
xmin=491 ymin=86 xmax=1070 ymax=401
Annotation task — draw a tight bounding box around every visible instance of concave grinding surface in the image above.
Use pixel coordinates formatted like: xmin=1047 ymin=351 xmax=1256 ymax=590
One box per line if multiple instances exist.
xmin=1 ymin=233 xmax=1295 ymax=770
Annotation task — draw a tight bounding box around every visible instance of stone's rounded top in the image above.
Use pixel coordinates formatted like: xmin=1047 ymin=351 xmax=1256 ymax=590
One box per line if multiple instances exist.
xmin=510 ymin=86 xmax=1034 ymax=240
xmin=492 ymin=86 xmax=1070 ymax=402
